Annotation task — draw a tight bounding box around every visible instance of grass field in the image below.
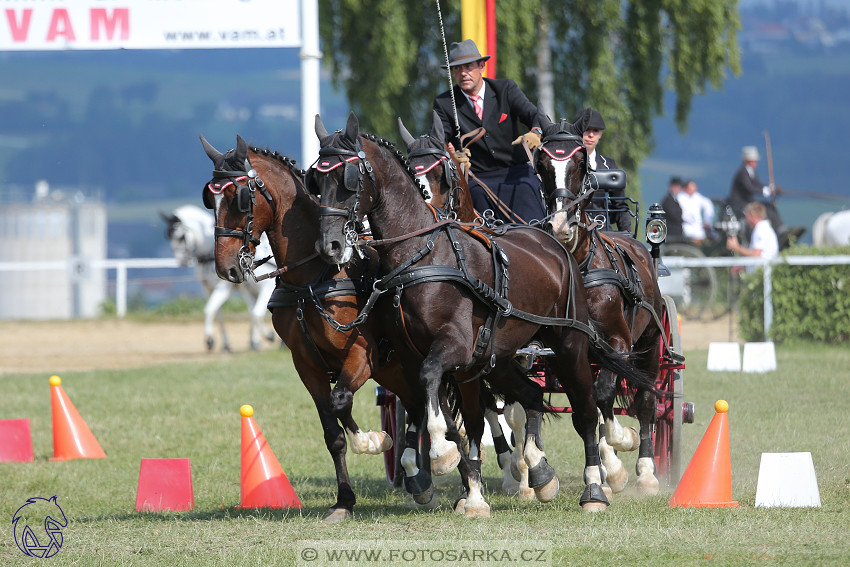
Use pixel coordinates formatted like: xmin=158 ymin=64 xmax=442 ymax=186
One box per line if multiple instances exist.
xmin=1 ymin=339 xmax=849 ymax=566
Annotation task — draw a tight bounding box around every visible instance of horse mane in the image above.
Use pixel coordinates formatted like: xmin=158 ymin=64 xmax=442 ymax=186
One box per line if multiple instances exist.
xmin=247 ymin=146 xmax=306 ymax=178
xmin=360 ymin=133 xmax=429 ymax=200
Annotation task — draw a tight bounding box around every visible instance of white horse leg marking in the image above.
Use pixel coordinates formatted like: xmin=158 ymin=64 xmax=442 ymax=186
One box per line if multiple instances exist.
xmin=206 ymin=281 xmax=233 ymax=351
xmin=503 ymin=402 xmax=534 ymax=501
xmin=462 ymin=440 xmax=490 ymax=518
xmin=484 ymin=408 xmax=519 ymax=495
xmin=635 ymin=456 xmax=660 ymax=495
xmin=426 ymin=399 xmax=459 ymax=475
xmin=605 ymin=416 xmax=639 ymax=452
xmin=599 ymin=435 xmax=627 ymax=494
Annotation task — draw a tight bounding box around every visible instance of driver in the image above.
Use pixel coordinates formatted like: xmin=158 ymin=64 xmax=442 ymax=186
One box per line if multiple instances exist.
xmin=433 ymin=39 xmax=545 ymax=224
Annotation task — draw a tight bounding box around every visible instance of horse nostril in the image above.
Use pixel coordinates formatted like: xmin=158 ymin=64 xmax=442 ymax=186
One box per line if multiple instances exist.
xmin=227 ymin=267 xmax=242 ymax=283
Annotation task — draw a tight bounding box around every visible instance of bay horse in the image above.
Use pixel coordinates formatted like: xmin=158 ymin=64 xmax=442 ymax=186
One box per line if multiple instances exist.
xmin=399 ymin=113 xmax=536 ymax=500
xmin=312 ymin=112 xmax=660 ymax=515
xmin=200 ymin=135 xmax=434 ymax=522
xmin=161 ymin=204 xmax=277 ymax=351
xmin=533 ymin=109 xmax=669 ymax=495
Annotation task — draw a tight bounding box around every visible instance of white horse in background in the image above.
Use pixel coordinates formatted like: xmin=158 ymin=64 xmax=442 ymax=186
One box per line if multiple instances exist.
xmin=812 ymin=210 xmax=850 ymax=246
xmin=161 ymin=204 xmax=278 ymax=351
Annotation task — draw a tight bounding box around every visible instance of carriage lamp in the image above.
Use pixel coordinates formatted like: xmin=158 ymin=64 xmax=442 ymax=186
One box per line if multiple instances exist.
xmin=714 ymin=205 xmax=741 ymax=238
xmin=645 ymin=203 xmax=667 ymax=246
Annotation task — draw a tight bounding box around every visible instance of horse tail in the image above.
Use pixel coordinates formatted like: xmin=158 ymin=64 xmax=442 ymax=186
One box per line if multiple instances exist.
xmin=586 ymin=330 xmax=665 ymax=398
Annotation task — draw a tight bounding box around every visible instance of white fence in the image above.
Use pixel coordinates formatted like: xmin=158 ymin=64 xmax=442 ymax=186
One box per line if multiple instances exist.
xmin=662 ymin=254 xmax=850 ymax=338
xmin=0 ymin=258 xmax=178 ymax=319
xmin=2 ymin=255 xmax=850 ymax=331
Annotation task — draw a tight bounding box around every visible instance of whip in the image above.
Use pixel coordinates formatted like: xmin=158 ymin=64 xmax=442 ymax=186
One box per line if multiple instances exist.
xmin=435 ymin=0 xmax=460 ymax=138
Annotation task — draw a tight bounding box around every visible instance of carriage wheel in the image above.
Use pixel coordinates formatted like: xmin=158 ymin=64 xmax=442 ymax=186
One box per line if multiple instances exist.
xmin=660 ymin=242 xmax=718 ymax=321
xmin=653 ymin=295 xmax=688 ymax=486
xmin=377 ymin=386 xmax=406 ymax=486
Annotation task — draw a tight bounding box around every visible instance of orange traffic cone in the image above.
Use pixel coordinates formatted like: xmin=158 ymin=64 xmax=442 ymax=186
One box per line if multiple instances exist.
xmin=49 ymin=375 xmax=106 ymax=461
xmin=238 ymin=405 xmax=302 ymax=509
xmin=669 ymin=400 xmax=738 ymax=507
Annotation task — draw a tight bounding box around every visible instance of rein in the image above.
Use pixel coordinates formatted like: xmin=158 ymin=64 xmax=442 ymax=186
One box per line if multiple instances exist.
xmin=255 ymin=251 xmax=320 ymax=282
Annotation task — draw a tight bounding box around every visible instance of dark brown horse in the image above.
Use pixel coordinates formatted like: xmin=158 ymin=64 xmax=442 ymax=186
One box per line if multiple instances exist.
xmin=199 ymin=135 xmax=433 ymax=521
xmin=533 ymin=110 xmax=667 ymax=495
xmin=312 ymin=112 xmax=659 ymax=515
xmin=399 ymin=114 xmax=545 ymax=501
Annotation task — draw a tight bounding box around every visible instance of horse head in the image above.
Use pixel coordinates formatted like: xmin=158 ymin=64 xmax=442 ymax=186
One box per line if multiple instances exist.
xmin=400 ymin=111 xmax=476 ymax=222
xmin=534 ymin=107 xmax=591 ymax=250
xmin=161 ymin=205 xmax=214 ymax=267
xmin=311 ymin=112 xmax=373 ymax=265
xmin=199 ymin=134 xmax=273 ymax=283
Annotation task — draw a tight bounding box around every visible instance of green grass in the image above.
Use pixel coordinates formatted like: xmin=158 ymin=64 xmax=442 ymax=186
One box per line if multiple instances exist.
xmin=1 ymin=340 xmax=849 ymax=566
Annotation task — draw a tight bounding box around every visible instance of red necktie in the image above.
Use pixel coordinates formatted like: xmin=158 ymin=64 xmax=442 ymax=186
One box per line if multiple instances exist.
xmin=470 ymin=95 xmax=483 ymax=120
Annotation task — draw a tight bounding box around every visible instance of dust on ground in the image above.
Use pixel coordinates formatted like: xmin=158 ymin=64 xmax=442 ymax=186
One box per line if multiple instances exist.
xmin=0 ymin=315 xmax=739 ymax=375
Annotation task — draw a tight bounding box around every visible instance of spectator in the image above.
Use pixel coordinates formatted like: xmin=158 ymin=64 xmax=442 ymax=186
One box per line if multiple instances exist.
xmin=726 ymin=201 xmax=779 ymax=271
xmin=727 ymin=145 xmax=785 ymax=233
xmin=661 ymin=176 xmax=684 ymax=241
xmin=677 ymin=180 xmax=715 ymax=245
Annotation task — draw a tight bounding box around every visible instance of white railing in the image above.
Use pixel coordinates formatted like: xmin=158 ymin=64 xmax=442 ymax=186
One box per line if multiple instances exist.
xmin=0 ymin=258 xmax=179 ymax=318
xmin=663 ymin=255 xmax=850 ymax=338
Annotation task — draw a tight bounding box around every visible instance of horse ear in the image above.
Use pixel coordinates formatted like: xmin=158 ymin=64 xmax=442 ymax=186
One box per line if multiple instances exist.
xmin=536 ymin=102 xmax=553 ymax=130
xmin=430 ymin=110 xmax=446 ymax=145
xmin=158 ymin=210 xmax=178 ymax=224
xmin=315 ymin=114 xmax=329 ymax=140
xmin=398 ymin=117 xmax=415 ymax=149
xmin=200 ymin=135 xmax=223 ymax=163
xmin=345 ymin=111 xmax=360 ymax=143
xmin=235 ymin=135 xmax=249 ymax=162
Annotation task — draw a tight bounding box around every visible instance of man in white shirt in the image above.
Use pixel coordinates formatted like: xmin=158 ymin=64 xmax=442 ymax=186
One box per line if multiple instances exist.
xmin=726 ymin=201 xmax=779 ymax=267
xmin=677 ymin=180 xmax=714 ymax=244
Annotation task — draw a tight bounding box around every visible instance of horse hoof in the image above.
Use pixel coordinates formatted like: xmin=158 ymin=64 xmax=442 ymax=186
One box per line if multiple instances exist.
xmin=323 ymin=508 xmax=352 ymax=523
xmin=502 ymin=472 xmax=520 ymax=495
xmin=431 ymin=444 xmax=460 ymax=476
xmin=636 ymin=475 xmax=660 ymax=496
xmin=205 ymin=338 xmax=214 ymax=351
xmin=453 ymin=498 xmax=466 ymax=515
xmin=602 ymin=483 xmax=613 ymax=501
xmin=251 ymin=340 xmax=260 ymax=351
xmin=581 ymin=501 xmax=609 ymax=513
xmin=265 ymin=331 xmax=277 ymax=342
xmin=606 ymin=465 xmax=628 ymax=493
xmin=413 ymin=484 xmax=436 ymax=506
xmin=510 ymin=459 xmax=522 ymax=482
xmin=518 ymin=486 xmax=536 ymax=501
xmin=612 ymin=427 xmax=639 ymax=452
xmin=377 ymin=431 xmax=393 ymax=453
xmin=463 ymin=501 xmax=491 ymax=518
xmin=534 ymin=476 xmax=560 ymax=503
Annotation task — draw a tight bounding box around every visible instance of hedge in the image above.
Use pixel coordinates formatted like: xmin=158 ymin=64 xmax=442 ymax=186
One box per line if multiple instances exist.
xmin=738 ymin=245 xmax=850 ymax=343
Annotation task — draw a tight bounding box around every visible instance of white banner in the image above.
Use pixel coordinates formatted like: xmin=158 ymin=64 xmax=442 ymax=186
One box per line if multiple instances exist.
xmin=0 ymin=0 xmax=300 ymax=51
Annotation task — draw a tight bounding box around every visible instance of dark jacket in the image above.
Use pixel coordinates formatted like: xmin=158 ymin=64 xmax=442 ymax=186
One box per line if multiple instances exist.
xmin=433 ymin=78 xmax=538 ymax=173
xmin=661 ymin=191 xmax=684 ymax=238
xmin=589 ymin=153 xmax=632 ymax=232
xmin=727 ymin=163 xmax=767 ymax=216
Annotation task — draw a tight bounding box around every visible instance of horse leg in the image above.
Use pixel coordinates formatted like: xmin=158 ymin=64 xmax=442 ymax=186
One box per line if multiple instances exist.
xmin=331 ymin=375 xmax=392 ymax=455
xmin=595 ymin=369 xmax=628 ymax=495
xmin=253 ymin=280 xmax=278 ymax=343
xmin=300 ymin=374 xmax=355 ymax=522
xmin=484 ymin=406 xmax=520 ymax=495
xmin=632 ymin=339 xmax=662 ymax=495
xmin=454 ymin=379 xmax=489 ymax=518
xmin=400 ymin=416 xmax=437 ymax=508
xmin=422 ymin=355 xmax=460 ymax=476
xmin=237 ymin=286 xmax=262 ymax=351
xmin=502 ymin=402 xmax=535 ymax=501
xmin=206 ymin=283 xmax=232 ymax=352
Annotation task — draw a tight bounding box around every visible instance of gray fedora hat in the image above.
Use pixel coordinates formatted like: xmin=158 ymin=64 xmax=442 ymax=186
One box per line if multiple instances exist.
xmin=441 ymin=39 xmax=491 ymax=69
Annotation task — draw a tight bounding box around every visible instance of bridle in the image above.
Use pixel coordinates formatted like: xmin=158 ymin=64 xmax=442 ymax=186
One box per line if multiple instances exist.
xmin=310 ymin=141 xmax=376 ymax=250
xmin=536 ymin=132 xmax=602 ymax=251
xmin=205 ymin=158 xmax=273 ymax=279
xmin=408 ymin=139 xmax=461 ymax=219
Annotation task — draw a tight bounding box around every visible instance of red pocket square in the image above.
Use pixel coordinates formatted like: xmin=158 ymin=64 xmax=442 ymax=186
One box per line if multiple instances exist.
xmin=499 ymin=113 xmax=508 ymax=123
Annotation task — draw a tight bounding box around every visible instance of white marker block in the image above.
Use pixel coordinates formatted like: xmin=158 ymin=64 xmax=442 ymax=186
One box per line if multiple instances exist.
xmin=755 ymin=452 xmax=820 ymax=508
xmin=707 ymin=342 xmax=741 ymax=372
xmin=742 ymin=342 xmax=777 ymax=373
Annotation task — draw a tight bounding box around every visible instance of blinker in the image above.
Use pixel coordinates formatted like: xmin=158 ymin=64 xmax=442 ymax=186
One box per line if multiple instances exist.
xmin=343 ymin=161 xmax=359 ymax=192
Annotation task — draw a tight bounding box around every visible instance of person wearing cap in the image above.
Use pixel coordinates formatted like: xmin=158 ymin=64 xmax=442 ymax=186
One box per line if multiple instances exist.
xmin=433 ymin=39 xmax=545 ymax=223
xmin=574 ymin=108 xmax=632 ymax=232
xmin=727 ymin=145 xmax=785 ymax=233
xmin=661 ymin=176 xmax=685 ymax=241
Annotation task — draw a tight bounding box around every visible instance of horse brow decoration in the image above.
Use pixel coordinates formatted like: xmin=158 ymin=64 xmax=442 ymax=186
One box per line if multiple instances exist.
xmin=249 ymin=146 xmax=306 ymax=177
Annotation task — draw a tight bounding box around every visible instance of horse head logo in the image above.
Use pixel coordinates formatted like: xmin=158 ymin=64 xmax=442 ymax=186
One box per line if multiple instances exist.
xmin=12 ymin=496 xmax=67 ymax=558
